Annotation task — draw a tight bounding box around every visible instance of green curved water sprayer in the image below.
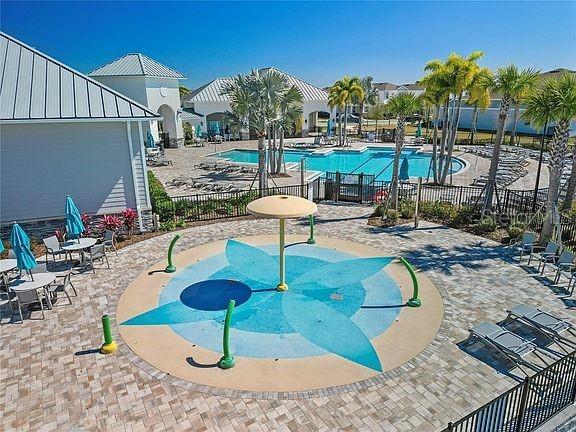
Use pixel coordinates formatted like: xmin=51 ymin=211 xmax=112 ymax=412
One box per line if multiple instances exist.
xmin=165 ymin=234 xmax=181 ymax=273
xmin=399 ymin=257 xmax=421 ymax=307
xmin=219 ymin=299 xmax=236 ymax=369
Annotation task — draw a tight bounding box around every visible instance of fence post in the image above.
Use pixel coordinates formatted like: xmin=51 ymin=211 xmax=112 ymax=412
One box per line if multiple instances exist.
xmin=458 ymin=185 xmax=463 ymax=209
xmin=195 ymin=195 xmax=201 ymax=221
xmin=300 ymin=158 xmax=306 ymax=198
xmin=359 ymin=173 xmax=364 ymax=203
xmin=446 ymin=422 xmax=453 ymax=432
xmin=414 ymin=177 xmax=422 ymax=229
xmin=515 ymin=376 xmax=531 ymax=432
xmin=335 ymin=171 xmax=341 ymax=203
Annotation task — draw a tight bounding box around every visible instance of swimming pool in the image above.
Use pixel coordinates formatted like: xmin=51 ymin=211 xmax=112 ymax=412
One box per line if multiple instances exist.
xmin=214 ymin=147 xmax=465 ymax=181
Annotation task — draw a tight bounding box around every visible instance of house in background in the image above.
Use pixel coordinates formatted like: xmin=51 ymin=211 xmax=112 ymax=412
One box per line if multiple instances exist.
xmin=0 ymin=32 xmax=158 ymax=232
xmin=182 ymin=67 xmax=332 ymax=138
xmin=374 ymin=82 xmax=426 ymax=104
xmin=89 ymin=53 xmax=186 ymax=147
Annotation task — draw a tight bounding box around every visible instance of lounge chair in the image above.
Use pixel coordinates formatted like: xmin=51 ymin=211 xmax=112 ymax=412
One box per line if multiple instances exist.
xmin=507 ymin=305 xmax=576 ymax=351
xmin=527 ymin=241 xmax=559 ymax=273
xmin=542 ymin=250 xmax=575 ymax=284
xmin=507 ymin=232 xmax=536 ymax=263
xmin=470 ymin=322 xmax=557 ymax=376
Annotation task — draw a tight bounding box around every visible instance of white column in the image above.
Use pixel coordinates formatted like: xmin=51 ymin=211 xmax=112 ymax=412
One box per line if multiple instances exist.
xmin=138 ymin=121 xmax=151 ymax=208
xmin=126 ymin=121 xmax=144 ymax=231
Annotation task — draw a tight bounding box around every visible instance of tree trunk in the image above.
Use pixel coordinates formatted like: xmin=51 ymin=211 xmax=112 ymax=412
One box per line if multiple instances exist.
xmin=483 ymin=95 xmax=511 ymax=213
xmin=469 ymin=104 xmax=479 ymax=145
xmin=510 ymin=101 xmax=520 ymax=146
xmin=541 ymin=119 xmax=570 ymax=244
xmin=425 ymin=107 xmax=430 ymax=138
xmin=267 ymin=126 xmax=274 ymax=175
xmin=338 ymin=108 xmax=342 ymax=146
xmin=257 ymin=136 xmax=268 ymax=195
xmin=562 ymin=147 xmax=576 ymax=212
xmin=432 ymin=105 xmax=440 ymax=183
xmin=276 ymin=128 xmax=285 ymax=174
xmin=358 ymin=102 xmax=364 ymax=136
xmin=390 ymin=116 xmax=405 ymax=210
xmin=438 ymin=99 xmax=450 ymax=180
xmin=343 ymin=105 xmax=348 ymax=146
xmin=441 ymin=92 xmax=464 ymax=183
xmin=375 ymin=119 xmax=379 ymax=141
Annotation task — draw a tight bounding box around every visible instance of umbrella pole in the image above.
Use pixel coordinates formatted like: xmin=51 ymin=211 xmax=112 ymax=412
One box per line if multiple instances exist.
xmin=277 ymin=218 xmax=288 ymax=292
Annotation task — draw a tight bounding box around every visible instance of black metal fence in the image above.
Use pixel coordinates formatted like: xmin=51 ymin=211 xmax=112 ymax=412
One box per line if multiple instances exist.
xmin=442 ymin=350 xmax=576 ymax=432
xmin=153 ymin=184 xmax=309 ymax=222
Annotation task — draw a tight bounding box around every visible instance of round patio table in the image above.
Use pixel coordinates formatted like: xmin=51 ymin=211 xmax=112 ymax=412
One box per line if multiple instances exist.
xmin=61 ymin=238 xmax=97 ymax=252
xmin=10 ymin=272 xmax=56 ymax=309
xmin=247 ymin=195 xmax=318 ymax=292
xmin=0 ymin=258 xmax=17 ymax=273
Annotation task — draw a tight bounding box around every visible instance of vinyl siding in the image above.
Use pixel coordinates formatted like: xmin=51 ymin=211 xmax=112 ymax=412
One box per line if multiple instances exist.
xmin=0 ymin=121 xmax=150 ymax=223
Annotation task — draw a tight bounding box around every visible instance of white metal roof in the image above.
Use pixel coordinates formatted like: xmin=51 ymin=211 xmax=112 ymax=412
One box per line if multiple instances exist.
xmin=89 ymin=53 xmax=186 ymax=79
xmin=184 ymin=67 xmax=328 ymax=103
xmin=0 ymin=32 xmax=160 ymax=122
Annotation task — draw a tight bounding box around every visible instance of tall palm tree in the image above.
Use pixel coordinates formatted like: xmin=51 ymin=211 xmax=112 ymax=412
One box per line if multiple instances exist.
xmin=483 ymin=65 xmax=539 ymax=212
xmin=524 ymin=73 xmax=576 ymax=244
xmin=274 ymin=86 xmax=303 ymax=174
xmin=357 ymin=76 xmax=378 ymax=136
xmin=221 ymin=69 xmax=294 ymax=194
xmin=420 ymin=87 xmax=447 ymax=183
xmin=467 ymin=68 xmax=493 ymax=146
xmin=367 ymin=102 xmax=387 ymax=140
xmin=328 ymin=77 xmax=364 ymax=146
xmin=387 ymin=93 xmax=423 ymax=208
xmin=509 ymin=71 xmax=540 ymax=146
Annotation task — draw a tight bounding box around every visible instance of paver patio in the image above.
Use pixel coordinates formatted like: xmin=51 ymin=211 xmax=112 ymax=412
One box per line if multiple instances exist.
xmin=1 ymin=203 xmax=573 ymax=432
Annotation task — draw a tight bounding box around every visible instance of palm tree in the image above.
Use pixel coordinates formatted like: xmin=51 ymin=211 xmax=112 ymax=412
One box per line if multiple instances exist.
xmin=367 ymin=102 xmax=387 ymax=140
xmin=420 ymin=87 xmax=447 ymax=183
xmin=467 ymin=68 xmax=493 ymax=146
xmin=524 ymin=73 xmax=576 ymax=244
xmin=221 ymin=69 xmax=294 ymax=194
xmin=509 ymin=71 xmax=540 ymax=146
xmin=328 ymin=77 xmax=364 ymax=146
xmin=274 ymin=86 xmax=303 ymax=174
xmin=387 ymin=93 xmax=423 ymax=208
xmin=483 ymin=66 xmax=540 ymax=212
xmin=357 ymin=76 xmax=378 ymax=136
xmin=179 ymin=85 xmax=191 ymax=100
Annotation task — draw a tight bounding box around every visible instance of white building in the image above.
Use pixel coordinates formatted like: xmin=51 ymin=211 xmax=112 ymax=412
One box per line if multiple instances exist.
xmin=182 ymin=68 xmax=332 ymax=138
xmin=89 ymin=53 xmax=186 ymax=147
xmin=374 ymin=82 xmax=426 ymax=104
xmin=0 ymin=32 xmax=157 ymax=230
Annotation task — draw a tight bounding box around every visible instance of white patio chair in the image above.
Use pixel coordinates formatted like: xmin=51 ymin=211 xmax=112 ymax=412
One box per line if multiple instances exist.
xmin=47 ymin=271 xmax=76 ymax=305
xmin=14 ymin=287 xmax=49 ymax=322
xmin=81 ymin=244 xmax=110 ymax=273
xmin=43 ymin=235 xmax=66 ymax=263
xmin=103 ymin=230 xmax=118 ymax=256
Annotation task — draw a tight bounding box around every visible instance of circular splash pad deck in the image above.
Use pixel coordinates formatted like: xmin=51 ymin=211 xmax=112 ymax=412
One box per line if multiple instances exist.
xmin=117 ymin=235 xmax=444 ymax=393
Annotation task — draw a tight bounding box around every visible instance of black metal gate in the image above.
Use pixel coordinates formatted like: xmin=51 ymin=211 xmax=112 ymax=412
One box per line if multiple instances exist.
xmin=324 ymin=171 xmax=376 ymax=204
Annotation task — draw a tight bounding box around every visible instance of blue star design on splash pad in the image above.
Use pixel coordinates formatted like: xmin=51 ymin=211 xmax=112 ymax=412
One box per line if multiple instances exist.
xmin=121 ymin=240 xmax=398 ymax=372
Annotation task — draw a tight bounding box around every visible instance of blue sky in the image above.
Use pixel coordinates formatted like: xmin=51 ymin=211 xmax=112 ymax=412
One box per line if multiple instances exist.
xmin=1 ymin=1 xmax=575 ymax=90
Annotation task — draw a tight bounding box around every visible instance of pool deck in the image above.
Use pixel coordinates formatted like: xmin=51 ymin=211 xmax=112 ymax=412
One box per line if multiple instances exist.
xmin=1 ymin=203 xmax=573 ymax=431
xmin=152 ymin=139 xmax=548 ymax=197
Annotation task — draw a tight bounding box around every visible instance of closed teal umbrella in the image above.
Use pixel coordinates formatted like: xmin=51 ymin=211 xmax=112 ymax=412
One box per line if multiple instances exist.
xmin=416 ymin=122 xmax=422 ymax=138
xmin=0 ymin=239 xmax=4 ymax=254
xmin=327 ymin=119 xmax=333 ymax=136
xmin=65 ymin=195 xmax=85 ymax=241
xmin=214 ymin=122 xmax=221 ymax=135
xmin=146 ymin=130 xmax=155 ymax=148
xmin=399 ymin=156 xmax=410 ymax=181
xmin=195 ymin=124 xmax=202 ymax=138
xmin=10 ymin=223 xmax=37 ymax=273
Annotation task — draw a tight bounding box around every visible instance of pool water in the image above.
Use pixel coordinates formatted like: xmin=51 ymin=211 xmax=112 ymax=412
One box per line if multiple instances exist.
xmin=121 ymin=240 xmax=402 ymax=372
xmin=215 ymin=147 xmax=464 ymax=181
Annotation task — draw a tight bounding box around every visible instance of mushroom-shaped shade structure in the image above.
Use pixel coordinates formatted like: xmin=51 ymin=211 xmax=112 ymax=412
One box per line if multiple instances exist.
xmin=247 ymin=195 xmax=318 ymax=291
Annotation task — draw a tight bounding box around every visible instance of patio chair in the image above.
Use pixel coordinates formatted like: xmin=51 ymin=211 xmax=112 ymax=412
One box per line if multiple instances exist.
xmin=14 ymin=287 xmax=49 ymax=322
xmin=0 ymin=279 xmax=15 ymax=322
xmin=81 ymin=244 xmax=110 ymax=273
xmin=470 ymin=322 xmax=556 ymax=376
xmin=541 ymin=250 xmax=575 ymax=284
xmin=43 ymin=235 xmax=66 ymax=263
xmin=103 ymin=230 xmax=118 ymax=256
xmin=47 ymin=271 xmax=76 ymax=305
xmin=507 ymin=304 xmax=576 ymax=351
xmin=508 ymin=232 xmax=536 ymax=263
xmin=527 ymin=241 xmax=559 ymax=273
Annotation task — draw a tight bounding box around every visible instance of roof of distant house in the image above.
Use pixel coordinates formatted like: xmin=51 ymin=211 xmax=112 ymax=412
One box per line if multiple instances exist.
xmin=374 ymin=82 xmax=424 ymax=91
xmin=0 ymin=32 xmax=160 ymax=121
xmin=183 ymin=67 xmax=328 ymax=103
xmin=89 ymin=53 xmax=186 ymax=79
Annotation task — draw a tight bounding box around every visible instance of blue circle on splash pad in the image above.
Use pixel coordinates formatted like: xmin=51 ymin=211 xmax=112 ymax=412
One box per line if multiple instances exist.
xmin=180 ymin=279 xmax=252 ymax=311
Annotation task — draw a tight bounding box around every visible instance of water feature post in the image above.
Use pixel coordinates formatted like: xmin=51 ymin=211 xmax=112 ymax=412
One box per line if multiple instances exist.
xmin=165 ymin=234 xmax=181 ymax=273
xmin=277 ymin=218 xmax=288 ymax=291
xmin=100 ymin=315 xmax=118 ymax=354
xmin=307 ymin=215 xmax=316 ymax=244
xmin=218 ymin=300 xmax=236 ymax=369
xmin=399 ymin=257 xmax=421 ymax=307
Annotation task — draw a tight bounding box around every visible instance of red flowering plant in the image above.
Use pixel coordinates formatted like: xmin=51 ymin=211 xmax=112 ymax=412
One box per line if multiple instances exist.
xmin=54 ymin=228 xmax=66 ymax=243
xmin=122 ymin=208 xmax=138 ymax=236
xmin=99 ymin=214 xmax=122 ymax=234
xmin=81 ymin=212 xmax=92 ymax=236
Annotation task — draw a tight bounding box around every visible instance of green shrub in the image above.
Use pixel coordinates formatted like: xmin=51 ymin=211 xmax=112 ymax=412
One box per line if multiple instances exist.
xmin=399 ymin=201 xmax=415 ymax=219
xmin=148 ymin=171 xmax=175 ymax=222
xmin=174 ymin=200 xmax=196 ymax=218
xmin=450 ymin=205 xmax=480 ymax=227
xmin=160 ymin=220 xmax=176 ymax=231
xmin=386 ymin=209 xmax=399 ymax=221
xmin=372 ymin=205 xmax=384 ymax=217
xmin=419 ymin=201 xmax=456 ymax=223
xmin=175 ymin=219 xmax=186 ymax=228
xmin=476 ymin=216 xmax=497 ymax=233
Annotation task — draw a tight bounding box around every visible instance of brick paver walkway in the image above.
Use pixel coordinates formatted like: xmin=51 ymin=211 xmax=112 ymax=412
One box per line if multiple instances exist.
xmin=1 ymin=203 xmax=573 ymax=431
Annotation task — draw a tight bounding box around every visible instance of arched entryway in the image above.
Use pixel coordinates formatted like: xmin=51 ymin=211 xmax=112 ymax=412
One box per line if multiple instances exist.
xmin=157 ymin=104 xmax=177 ymax=146
xmin=308 ymin=111 xmax=330 ymax=135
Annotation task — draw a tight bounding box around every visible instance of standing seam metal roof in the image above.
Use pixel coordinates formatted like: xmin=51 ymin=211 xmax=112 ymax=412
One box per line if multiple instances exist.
xmin=184 ymin=67 xmax=328 ymax=103
xmin=0 ymin=32 xmax=160 ymax=121
xmin=88 ymin=53 xmax=186 ymax=79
